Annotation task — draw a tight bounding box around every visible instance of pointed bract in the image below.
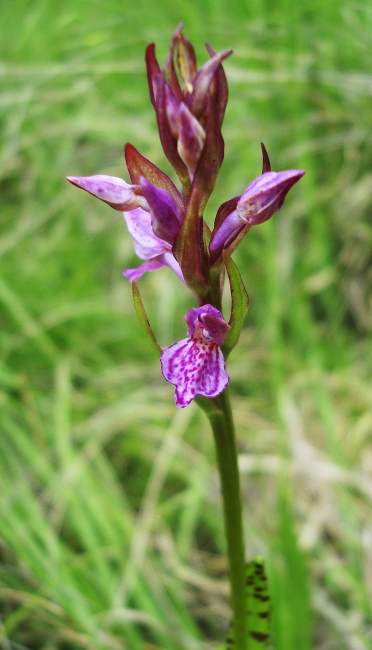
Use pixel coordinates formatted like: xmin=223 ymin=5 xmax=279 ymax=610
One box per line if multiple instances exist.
xmin=173 ymin=188 xmax=210 ymax=297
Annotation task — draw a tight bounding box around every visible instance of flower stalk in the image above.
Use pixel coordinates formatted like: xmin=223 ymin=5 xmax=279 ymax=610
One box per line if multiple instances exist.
xmin=204 ymin=389 xmax=248 ymax=650
xmin=67 ymin=24 xmax=305 ymax=649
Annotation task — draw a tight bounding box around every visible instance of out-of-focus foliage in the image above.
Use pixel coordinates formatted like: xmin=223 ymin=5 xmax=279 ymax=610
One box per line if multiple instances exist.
xmin=1 ymin=0 xmax=372 ymax=648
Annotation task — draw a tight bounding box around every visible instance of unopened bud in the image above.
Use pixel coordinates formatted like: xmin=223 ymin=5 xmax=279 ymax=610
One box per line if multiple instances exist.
xmin=177 ymin=103 xmax=206 ymax=179
xmin=237 ymin=170 xmax=305 ymax=225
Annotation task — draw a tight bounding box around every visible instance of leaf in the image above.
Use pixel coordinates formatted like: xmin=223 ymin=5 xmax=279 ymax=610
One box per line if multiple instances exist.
xmin=226 ymin=558 xmax=271 ymax=650
xmin=132 ymin=282 xmax=162 ymax=356
xmin=221 ymin=251 xmax=249 ymax=358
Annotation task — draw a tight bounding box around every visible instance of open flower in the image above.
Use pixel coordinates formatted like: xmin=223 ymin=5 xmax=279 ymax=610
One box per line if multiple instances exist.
xmin=160 ymin=305 xmax=230 ymax=408
xmin=67 ymin=172 xmax=185 ymax=283
xmin=210 ymin=169 xmax=305 ymax=256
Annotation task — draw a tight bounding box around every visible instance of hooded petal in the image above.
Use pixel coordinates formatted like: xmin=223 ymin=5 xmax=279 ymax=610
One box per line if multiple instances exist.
xmin=139 ymin=177 xmax=183 ymax=244
xmin=185 ymin=304 xmax=230 ymax=343
xmin=160 ymin=337 xmax=229 ymax=407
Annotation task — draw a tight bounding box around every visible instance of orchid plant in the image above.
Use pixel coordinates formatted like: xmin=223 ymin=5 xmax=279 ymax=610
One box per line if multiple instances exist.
xmin=68 ymin=25 xmax=304 ymax=650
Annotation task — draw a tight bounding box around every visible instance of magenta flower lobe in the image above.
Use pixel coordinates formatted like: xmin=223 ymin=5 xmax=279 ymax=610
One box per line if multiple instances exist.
xmin=161 ymin=305 xmax=230 ymax=408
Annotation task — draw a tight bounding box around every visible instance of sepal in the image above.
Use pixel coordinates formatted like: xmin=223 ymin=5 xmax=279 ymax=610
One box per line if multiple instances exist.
xmin=66 ymin=175 xmax=148 ymax=212
xmin=132 ymin=281 xmax=162 ymax=356
xmin=221 ymin=251 xmax=249 ymax=358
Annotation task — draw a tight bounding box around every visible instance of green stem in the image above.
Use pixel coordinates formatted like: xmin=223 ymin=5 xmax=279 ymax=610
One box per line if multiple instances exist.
xmin=205 ymin=388 xmax=248 ymax=650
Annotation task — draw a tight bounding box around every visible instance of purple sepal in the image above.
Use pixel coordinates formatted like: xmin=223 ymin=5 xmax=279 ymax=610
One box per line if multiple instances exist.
xmin=237 ymin=169 xmax=305 ymax=225
xmin=66 ymin=175 xmax=148 ymax=212
xmin=139 ymin=177 xmax=183 ymax=244
xmin=160 ymin=304 xmax=230 ymax=408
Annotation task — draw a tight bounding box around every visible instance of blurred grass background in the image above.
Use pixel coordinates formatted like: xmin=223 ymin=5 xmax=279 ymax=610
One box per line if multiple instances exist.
xmin=1 ymin=0 xmax=372 ymax=648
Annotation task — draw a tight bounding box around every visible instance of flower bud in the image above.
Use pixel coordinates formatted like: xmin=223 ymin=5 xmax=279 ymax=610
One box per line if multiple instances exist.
xmin=236 ymin=169 xmax=305 ymax=225
xmin=177 ymin=103 xmax=206 ymax=179
xmin=210 ymin=169 xmax=304 ymax=255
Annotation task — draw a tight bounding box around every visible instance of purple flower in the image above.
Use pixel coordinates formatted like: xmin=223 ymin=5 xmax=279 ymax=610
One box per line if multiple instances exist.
xmin=67 ymin=172 xmax=185 ymax=283
xmin=210 ymin=169 xmax=305 ymax=254
xmin=160 ymin=305 xmax=230 ymax=408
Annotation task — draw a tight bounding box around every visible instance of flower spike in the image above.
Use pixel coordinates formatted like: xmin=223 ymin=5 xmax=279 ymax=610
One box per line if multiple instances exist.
xmin=160 ymin=305 xmax=230 ymax=408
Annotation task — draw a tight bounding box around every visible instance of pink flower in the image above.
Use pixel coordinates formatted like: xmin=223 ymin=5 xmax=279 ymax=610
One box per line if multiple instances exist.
xmin=67 ymin=173 xmax=185 ymax=283
xmin=160 ymin=305 xmax=230 ymax=408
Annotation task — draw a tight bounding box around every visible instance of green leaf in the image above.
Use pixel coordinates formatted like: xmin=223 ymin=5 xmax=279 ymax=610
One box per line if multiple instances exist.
xmin=226 ymin=558 xmax=271 ymax=650
xmin=132 ymin=281 xmax=162 ymax=356
xmin=221 ymin=251 xmax=249 ymax=358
